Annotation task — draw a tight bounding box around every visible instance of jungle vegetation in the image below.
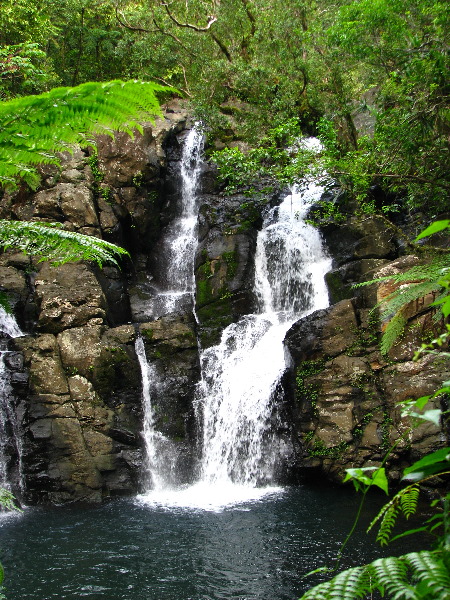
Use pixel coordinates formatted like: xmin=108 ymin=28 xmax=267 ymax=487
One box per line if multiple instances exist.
xmin=0 ymin=1 xmax=449 ymax=598
xmin=1 ymin=0 xmax=448 ymax=216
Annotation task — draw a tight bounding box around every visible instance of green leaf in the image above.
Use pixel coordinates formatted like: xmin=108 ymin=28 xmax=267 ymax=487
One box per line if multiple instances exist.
xmin=415 ymin=220 xmax=450 ymax=241
xmin=0 ymin=220 xmax=129 ymax=268
xmin=403 ymin=448 xmax=450 ymax=481
xmin=390 ymin=527 xmax=429 ymax=543
xmin=371 ymin=468 xmax=389 ymax=495
xmin=406 ymin=409 xmax=442 ymax=427
xmin=344 ymin=467 xmax=388 ymax=493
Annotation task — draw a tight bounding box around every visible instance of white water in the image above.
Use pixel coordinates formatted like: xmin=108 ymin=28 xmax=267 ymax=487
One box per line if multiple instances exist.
xmin=149 ymin=127 xmax=204 ymax=318
xmin=135 ymin=336 xmax=179 ymax=491
xmin=139 ymin=141 xmax=332 ymax=510
xmin=137 ymin=127 xmax=204 ymax=494
xmin=0 ymin=307 xmax=24 ymax=497
xmin=196 ymin=183 xmax=331 ymax=495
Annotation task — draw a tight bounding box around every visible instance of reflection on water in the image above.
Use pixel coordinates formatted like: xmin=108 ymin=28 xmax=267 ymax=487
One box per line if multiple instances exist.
xmin=0 ymin=486 xmax=418 ymax=600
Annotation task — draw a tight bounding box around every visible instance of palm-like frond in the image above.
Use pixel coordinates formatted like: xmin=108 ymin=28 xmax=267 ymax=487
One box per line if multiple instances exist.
xmin=0 ymin=220 xmax=128 ymax=267
xmin=0 ymin=79 xmax=175 ymax=189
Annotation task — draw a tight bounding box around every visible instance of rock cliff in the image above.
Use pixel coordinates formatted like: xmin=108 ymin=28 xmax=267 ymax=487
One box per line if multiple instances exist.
xmin=0 ymin=107 xmax=447 ymax=503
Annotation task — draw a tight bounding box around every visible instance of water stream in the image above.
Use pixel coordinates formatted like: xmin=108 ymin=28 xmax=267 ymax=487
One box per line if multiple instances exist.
xmin=0 ymin=307 xmax=24 ymax=496
xmin=197 ymin=183 xmax=331 ymax=491
xmin=135 ymin=127 xmax=204 ymax=493
xmin=138 ymin=133 xmax=332 ymax=510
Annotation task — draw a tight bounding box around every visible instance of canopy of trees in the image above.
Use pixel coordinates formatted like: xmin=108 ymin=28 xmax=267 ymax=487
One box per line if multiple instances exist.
xmin=1 ymin=0 xmax=448 ymax=214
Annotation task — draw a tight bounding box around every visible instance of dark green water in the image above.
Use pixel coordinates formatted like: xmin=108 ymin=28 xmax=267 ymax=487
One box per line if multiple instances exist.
xmin=0 ymin=485 xmax=412 ymax=600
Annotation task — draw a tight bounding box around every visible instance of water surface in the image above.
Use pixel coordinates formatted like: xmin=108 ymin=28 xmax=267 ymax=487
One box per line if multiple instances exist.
xmin=0 ymin=485 xmax=413 ymax=600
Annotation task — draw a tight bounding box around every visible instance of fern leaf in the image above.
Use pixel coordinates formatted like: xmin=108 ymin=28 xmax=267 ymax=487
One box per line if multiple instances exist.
xmin=381 ymin=310 xmax=408 ymax=355
xmin=405 ymin=551 xmax=450 ymax=599
xmin=300 ymin=565 xmax=369 ymax=600
xmin=379 ymin=281 xmax=441 ymax=321
xmin=369 ymin=556 xmax=414 ymax=599
xmin=0 ymin=80 xmax=175 ymax=189
xmin=376 ymin=502 xmax=401 ymax=546
xmin=0 ymin=220 xmax=129 ymax=267
xmin=400 ymin=485 xmax=420 ymax=519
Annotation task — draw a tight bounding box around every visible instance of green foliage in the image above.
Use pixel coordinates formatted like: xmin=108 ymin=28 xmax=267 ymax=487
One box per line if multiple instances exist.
xmin=355 ymin=220 xmax=450 ymax=354
xmin=0 ymin=488 xmax=21 ymax=599
xmin=211 ymin=119 xmax=323 ymax=193
xmin=0 ymin=220 xmax=129 ymax=268
xmin=306 ymin=438 xmax=349 ymax=459
xmin=0 ymin=488 xmax=20 ymax=512
xmin=301 ymin=550 xmax=450 ymax=600
xmin=0 ymin=42 xmax=58 ymax=98
xmin=344 ymin=466 xmax=389 ymax=495
xmin=0 ymin=79 xmax=173 ymax=190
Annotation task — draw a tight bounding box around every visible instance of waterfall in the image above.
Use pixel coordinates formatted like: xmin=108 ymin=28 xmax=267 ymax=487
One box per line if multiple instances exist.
xmin=137 ymin=127 xmax=203 ymax=493
xmin=137 ymin=136 xmax=331 ymax=510
xmin=196 ymin=182 xmax=331 ymax=491
xmin=0 ymin=307 xmax=24 ymax=499
xmin=135 ymin=336 xmax=179 ymax=491
xmin=148 ymin=127 xmax=204 ymax=319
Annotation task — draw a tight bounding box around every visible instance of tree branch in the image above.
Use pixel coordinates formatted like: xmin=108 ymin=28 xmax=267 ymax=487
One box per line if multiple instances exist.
xmin=240 ymin=0 xmax=256 ymax=37
xmin=115 ymin=6 xmax=153 ymax=33
xmin=161 ymin=3 xmax=217 ymax=31
xmin=210 ymin=32 xmax=232 ymax=62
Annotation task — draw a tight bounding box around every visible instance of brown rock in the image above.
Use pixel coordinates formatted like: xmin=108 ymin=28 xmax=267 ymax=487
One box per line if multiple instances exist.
xmin=35 ymin=263 xmax=106 ymax=333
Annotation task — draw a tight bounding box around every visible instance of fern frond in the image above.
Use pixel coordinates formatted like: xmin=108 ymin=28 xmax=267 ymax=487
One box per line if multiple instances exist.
xmin=381 ymin=310 xmax=408 ymax=355
xmin=376 ymin=501 xmax=401 ymax=546
xmin=368 ymin=485 xmax=421 ymax=545
xmin=300 ymin=565 xmax=369 ymax=600
xmin=379 ymin=281 xmax=442 ymax=321
xmin=405 ymin=551 xmax=450 ymax=599
xmin=0 ymin=80 xmax=176 ymax=189
xmin=300 ymin=551 xmax=450 ymax=600
xmin=400 ymin=485 xmax=420 ymax=519
xmin=0 ymin=220 xmax=129 ymax=267
xmin=355 ymin=258 xmax=450 ymax=289
xmin=369 ymin=556 xmax=415 ymax=599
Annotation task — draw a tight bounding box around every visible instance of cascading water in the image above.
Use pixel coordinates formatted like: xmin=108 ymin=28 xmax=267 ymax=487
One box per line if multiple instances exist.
xmin=196 ymin=181 xmax=332 ymax=495
xmin=136 ymin=133 xmax=331 ymax=510
xmin=0 ymin=307 xmax=24 ymax=499
xmin=135 ymin=336 xmax=179 ymax=491
xmin=137 ymin=127 xmax=204 ymax=493
xmin=147 ymin=127 xmax=204 ymax=319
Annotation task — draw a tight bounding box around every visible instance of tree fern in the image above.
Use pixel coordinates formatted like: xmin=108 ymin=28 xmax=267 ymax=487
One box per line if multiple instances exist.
xmin=0 ymin=79 xmax=174 ymax=189
xmin=0 ymin=220 xmax=129 ymax=267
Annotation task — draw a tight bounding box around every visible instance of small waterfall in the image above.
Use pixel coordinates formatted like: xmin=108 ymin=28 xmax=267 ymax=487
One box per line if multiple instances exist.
xmin=135 ymin=336 xmax=178 ymax=491
xmin=137 ymin=127 xmax=203 ymax=493
xmin=197 ymin=181 xmax=331 ymax=490
xmin=148 ymin=127 xmax=204 ymax=318
xmin=0 ymin=307 xmax=24 ymax=499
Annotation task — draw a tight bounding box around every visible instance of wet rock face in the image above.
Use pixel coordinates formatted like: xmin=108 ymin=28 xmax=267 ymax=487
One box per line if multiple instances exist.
xmin=2 ymin=102 xmax=201 ymax=504
xmin=285 ymin=243 xmax=449 ymax=484
xmin=195 ymin=182 xmax=280 ymax=348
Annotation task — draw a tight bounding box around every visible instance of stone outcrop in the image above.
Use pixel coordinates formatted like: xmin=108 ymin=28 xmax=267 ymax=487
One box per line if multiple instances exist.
xmin=195 ymin=176 xmax=280 ymax=347
xmin=284 ymin=223 xmax=449 ymax=484
xmin=0 ymin=100 xmax=204 ymax=503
